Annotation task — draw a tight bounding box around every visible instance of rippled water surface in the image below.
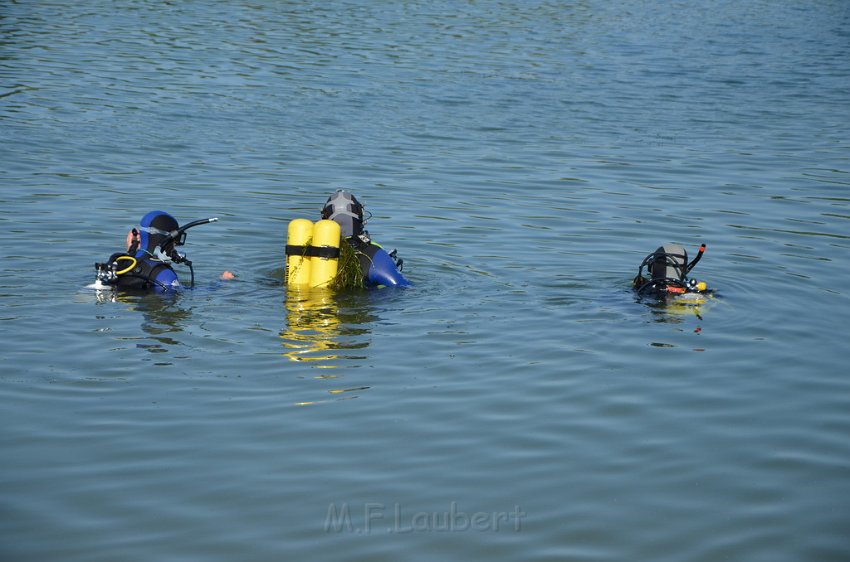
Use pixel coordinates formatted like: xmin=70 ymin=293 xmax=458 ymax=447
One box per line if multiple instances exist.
xmin=2 ymin=1 xmax=850 ymax=561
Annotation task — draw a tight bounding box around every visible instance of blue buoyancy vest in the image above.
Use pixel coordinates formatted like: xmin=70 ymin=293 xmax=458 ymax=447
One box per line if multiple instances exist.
xmin=347 ymin=238 xmax=410 ymax=287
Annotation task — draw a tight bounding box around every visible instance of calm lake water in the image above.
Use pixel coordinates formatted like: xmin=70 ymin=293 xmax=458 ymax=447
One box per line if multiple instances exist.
xmin=2 ymin=1 xmax=850 ymax=560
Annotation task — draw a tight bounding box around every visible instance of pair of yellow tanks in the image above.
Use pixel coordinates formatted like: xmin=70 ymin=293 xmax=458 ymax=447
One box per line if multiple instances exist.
xmin=285 ymin=219 xmax=343 ymax=288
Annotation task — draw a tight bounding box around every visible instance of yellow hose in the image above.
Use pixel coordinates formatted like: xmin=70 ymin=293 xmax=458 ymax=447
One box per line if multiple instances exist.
xmin=113 ymin=255 xmax=137 ymax=275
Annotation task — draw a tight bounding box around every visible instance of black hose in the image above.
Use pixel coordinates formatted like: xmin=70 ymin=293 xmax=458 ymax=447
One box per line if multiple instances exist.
xmin=161 ymin=217 xmax=219 ymax=246
xmin=686 ymin=244 xmax=706 ymax=273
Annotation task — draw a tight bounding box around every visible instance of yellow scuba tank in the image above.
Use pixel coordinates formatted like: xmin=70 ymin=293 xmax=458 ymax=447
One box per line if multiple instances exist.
xmin=286 ymin=219 xmax=314 ymax=286
xmin=309 ymin=219 xmax=341 ymax=288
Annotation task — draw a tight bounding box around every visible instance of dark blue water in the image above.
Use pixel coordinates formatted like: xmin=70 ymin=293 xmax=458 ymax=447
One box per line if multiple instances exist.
xmin=2 ymin=1 xmax=850 ymax=560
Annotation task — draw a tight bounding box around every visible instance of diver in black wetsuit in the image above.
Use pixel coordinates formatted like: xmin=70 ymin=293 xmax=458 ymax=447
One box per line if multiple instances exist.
xmin=321 ymin=190 xmax=411 ymax=287
xmin=632 ymin=243 xmax=709 ymax=298
xmin=94 ymin=210 xmax=230 ymax=293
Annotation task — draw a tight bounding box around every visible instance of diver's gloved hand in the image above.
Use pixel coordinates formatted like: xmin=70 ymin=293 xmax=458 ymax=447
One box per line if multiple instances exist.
xmin=388 ymin=249 xmax=404 ymax=272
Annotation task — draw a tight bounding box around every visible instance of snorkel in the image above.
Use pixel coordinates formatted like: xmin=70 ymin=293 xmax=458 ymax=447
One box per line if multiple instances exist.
xmin=686 ymin=243 xmax=706 ymax=274
xmin=161 ymin=217 xmax=220 ymax=249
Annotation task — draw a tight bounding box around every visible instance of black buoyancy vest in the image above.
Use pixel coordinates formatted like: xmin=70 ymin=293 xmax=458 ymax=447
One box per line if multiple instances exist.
xmin=345 ymin=237 xmax=380 ymax=278
xmin=107 ymin=252 xmax=175 ymax=291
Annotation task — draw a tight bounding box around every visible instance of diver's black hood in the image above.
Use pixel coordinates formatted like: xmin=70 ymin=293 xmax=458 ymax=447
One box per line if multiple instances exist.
xmin=137 ymin=210 xmax=179 ymax=255
xmin=322 ymin=190 xmax=364 ymax=238
xmin=650 ymin=244 xmax=688 ymax=281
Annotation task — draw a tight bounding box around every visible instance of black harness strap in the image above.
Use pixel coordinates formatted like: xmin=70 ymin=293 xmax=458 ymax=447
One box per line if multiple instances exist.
xmin=285 ymin=244 xmax=340 ymax=259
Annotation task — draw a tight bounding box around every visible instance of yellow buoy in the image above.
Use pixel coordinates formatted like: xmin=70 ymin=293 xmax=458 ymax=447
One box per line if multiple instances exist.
xmin=286 ymin=218 xmax=314 ymax=286
xmin=309 ymin=219 xmax=341 ymax=288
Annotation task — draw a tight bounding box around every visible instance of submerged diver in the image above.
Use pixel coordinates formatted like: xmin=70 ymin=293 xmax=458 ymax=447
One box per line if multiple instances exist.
xmin=94 ymin=210 xmax=232 ymax=293
xmin=321 ymin=190 xmax=411 ymax=287
xmin=632 ymin=243 xmax=710 ymax=298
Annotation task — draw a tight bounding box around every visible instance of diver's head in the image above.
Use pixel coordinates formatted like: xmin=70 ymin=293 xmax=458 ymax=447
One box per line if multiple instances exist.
xmin=634 ymin=243 xmax=707 ymax=293
xmin=321 ymin=189 xmax=365 ymax=237
xmin=138 ymin=210 xmax=179 ymax=256
xmin=650 ymin=244 xmax=688 ymax=281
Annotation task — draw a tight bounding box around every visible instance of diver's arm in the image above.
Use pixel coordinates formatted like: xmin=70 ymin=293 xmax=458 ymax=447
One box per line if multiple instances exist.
xmin=152 ymin=267 xmax=181 ymax=293
xmin=366 ymin=247 xmax=411 ymax=287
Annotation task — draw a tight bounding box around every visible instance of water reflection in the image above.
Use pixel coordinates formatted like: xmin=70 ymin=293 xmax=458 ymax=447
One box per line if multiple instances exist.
xmin=635 ymin=291 xmax=713 ymax=352
xmin=641 ymin=293 xmax=713 ymax=323
xmin=133 ymin=295 xmax=191 ymax=354
xmin=280 ymin=288 xmax=377 ymax=405
xmin=281 ymin=288 xmax=363 ymax=364
xmin=95 ymin=288 xmax=190 ymax=355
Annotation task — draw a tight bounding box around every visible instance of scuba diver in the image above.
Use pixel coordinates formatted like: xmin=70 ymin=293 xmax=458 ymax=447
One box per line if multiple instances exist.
xmin=632 ymin=243 xmax=710 ymax=298
xmin=93 ymin=210 xmax=232 ymax=293
xmin=321 ymin=190 xmax=411 ymax=287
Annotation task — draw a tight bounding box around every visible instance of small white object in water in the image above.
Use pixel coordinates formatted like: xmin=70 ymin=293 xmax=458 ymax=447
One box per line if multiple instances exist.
xmin=86 ymin=280 xmax=113 ymax=291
